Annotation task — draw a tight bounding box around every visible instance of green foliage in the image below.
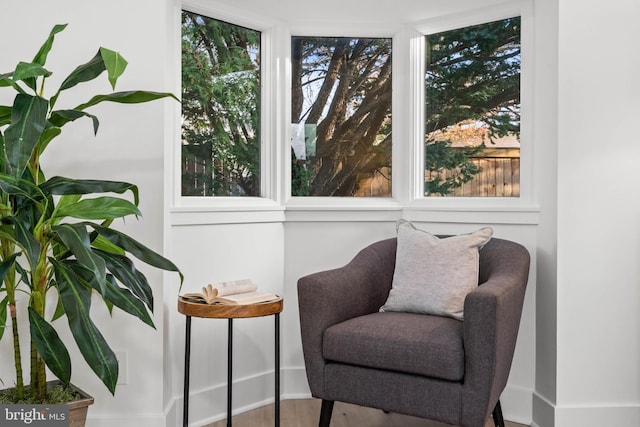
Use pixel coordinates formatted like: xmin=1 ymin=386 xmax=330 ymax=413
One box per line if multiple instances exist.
xmin=291 ymin=149 xmax=312 ymax=196
xmin=424 ymin=141 xmax=481 ymax=195
xmin=181 ymin=11 xmax=260 ymax=196
xmin=0 ymin=24 xmax=182 ymax=402
xmin=425 ymin=17 xmax=521 ymax=195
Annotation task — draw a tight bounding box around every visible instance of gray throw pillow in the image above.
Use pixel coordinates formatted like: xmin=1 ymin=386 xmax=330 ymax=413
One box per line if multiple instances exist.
xmin=380 ymin=219 xmax=492 ymax=320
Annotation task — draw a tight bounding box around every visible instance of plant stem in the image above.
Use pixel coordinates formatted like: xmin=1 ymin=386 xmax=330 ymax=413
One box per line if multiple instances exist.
xmin=30 ymin=340 xmax=38 ymax=397
xmin=2 ymin=231 xmax=24 ymax=400
xmin=30 ymin=342 xmax=47 ymax=401
xmin=30 ymin=234 xmax=51 ymax=401
xmin=9 ymin=303 xmax=25 ymax=399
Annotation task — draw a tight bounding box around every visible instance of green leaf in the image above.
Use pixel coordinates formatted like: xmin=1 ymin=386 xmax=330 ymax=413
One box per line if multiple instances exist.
xmin=36 ymin=126 xmax=62 ymax=156
xmin=0 ymin=105 xmax=11 ymax=126
xmin=13 ymin=62 xmax=52 ymax=82
xmin=103 ymin=278 xmax=154 ymax=328
xmin=54 ymin=196 xmax=140 ymax=220
xmin=51 ymin=293 xmax=65 ymax=322
xmin=12 ymin=219 xmax=41 ymax=268
xmin=66 ymin=261 xmax=153 ymax=327
xmin=53 ymin=193 xmax=81 ymax=210
xmin=74 ymin=90 xmax=180 ymax=111
xmin=53 ymin=223 xmax=106 ymax=286
xmin=0 ymin=254 xmax=18 ymax=342
xmin=57 ymin=50 xmax=106 ymax=93
xmin=91 ymin=234 xmax=125 ymax=256
xmin=32 ymin=24 xmax=68 ymax=66
xmin=95 ymin=249 xmax=153 ymax=311
xmin=0 ymin=131 xmax=4 ymax=173
xmin=0 ymin=230 xmax=18 ymax=247
xmin=50 ymin=49 xmax=105 ymax=109
xmin=86 ymin=266 xmax=154 ymax=328
xmin=41 ymin=176 xmax=139 ymax=205
xmin=14 ymin=262 xmax=30 ymax=287
xmin=0 ymin=253 xmax=20 ymax=285
xmin=0 ymin=72 xmax=13 ymax=87
xmin=48 ymin=109 xmax=99 ymax=135
xmin=52 ymin=259 xmax=118 ymax=394
xmin=99 ymin=47 xmax=128 ymax=91
xmin=89 ymin=223 xmax=183 ymax=285
xmin=3 ymin=94 xmax=48 ymax=178
xmin=29 ymin=307 xmax=72 ymax=385
xmin=0 ymin=173 xmax=44 ymax=203
xmin=0 ymin=296 xmax=7 ymax=342
xmin=0 ymin=73 xmax=27 ymax=94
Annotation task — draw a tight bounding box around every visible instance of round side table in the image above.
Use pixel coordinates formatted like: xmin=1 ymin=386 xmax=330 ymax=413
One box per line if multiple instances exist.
xmin=178 ymin=296 xmax=284 ymax=427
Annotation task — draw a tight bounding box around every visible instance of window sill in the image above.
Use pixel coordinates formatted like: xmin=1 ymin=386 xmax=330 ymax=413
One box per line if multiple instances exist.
xmin=170 ymin=197 xmax=539 ymax=226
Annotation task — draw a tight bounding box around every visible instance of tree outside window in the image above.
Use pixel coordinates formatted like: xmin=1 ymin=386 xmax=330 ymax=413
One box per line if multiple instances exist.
xmin=181 ymin=11 xmax=261 ymax=197
xmin=291 ymin=37 xmax=392 ymax=197
xmin=425 ymin=17 xmax=521 ymax=197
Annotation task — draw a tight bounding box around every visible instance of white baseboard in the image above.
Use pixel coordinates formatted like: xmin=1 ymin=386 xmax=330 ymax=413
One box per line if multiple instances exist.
xmin=85 ymin=370 xmax=640 ymax=427
xmin=532 ymin=391 xmax=555 ymax=427
xmin=501 ymin=383 xmax=533 ymax=425
xmin=162 ymin=367 xmax=534 ymax=427
xmin=532 ymin=391 xmax=640 ymax=427
xmin=161 ymin=366 xmax=311 ymax=427
xmin=281 ymin=366 xmax=311 ymax=399
xmin=555 ymin=404 xmax=640 ymax=427
xmin=103 ymin=368 xmax=537 ymax=427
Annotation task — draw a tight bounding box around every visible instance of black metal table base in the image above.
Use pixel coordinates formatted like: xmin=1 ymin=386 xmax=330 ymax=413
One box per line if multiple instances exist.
xmin=183 ymin=314 xmax=280 ymax=427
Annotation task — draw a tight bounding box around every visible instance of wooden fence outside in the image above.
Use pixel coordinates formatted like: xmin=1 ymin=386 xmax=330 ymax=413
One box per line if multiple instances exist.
xmin=427 ymin=148 xmax=520 ymax=197
xmin=356 ymin=147 xmax=520 ymax=197
xmin=184 ymin=148 xmax=519 ymax=197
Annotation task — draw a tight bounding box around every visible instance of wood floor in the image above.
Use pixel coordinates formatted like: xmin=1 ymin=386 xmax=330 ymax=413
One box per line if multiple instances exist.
xmin=206 ymin=399 xmax=528 ymax=427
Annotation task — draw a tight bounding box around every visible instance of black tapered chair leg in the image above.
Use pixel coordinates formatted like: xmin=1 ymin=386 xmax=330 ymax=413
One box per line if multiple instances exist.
xmin=492 ymin=400 xmax=505 ymax=427
xmin=319 ymin=400 xmax=334 ymax=427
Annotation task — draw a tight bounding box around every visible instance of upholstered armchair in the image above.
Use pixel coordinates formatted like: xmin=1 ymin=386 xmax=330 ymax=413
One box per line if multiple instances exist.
xmin=297 ymin=234 xmax=530 ymax=427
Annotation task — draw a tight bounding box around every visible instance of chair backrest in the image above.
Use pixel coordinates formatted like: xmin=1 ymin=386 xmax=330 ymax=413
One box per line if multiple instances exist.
xmin=478 ymin=237 xmax=530 ymax=286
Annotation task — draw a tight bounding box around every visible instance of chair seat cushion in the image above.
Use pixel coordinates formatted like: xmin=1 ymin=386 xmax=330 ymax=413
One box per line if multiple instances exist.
xmin=323 ymin=311 xmax=464 ymax=381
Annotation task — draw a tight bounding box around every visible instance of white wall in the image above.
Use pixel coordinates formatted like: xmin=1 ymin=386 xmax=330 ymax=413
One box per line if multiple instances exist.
xmin=8 ymin=1 xmax=640 ymax=427
xmin=555 ymin=0 xmax=640 ymax=425
xmin=0 ymin=1 xmax=176 ymax=426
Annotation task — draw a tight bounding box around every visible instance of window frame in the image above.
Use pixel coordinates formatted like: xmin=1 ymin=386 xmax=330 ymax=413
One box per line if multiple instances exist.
xmin=175 ymin=1 xmax=280 ymax=210
xmin=288 ymin=34 xmax=394 ymax=199
xmin=408 ymin=0 xmax=534 ymax=209
xmin=283 ymin=22 xmax=404 ymax=210
xmin=171 ymin=0 xmax=538 ymax=226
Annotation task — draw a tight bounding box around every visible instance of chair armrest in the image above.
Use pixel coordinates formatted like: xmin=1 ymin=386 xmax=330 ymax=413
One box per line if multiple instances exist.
xmin=297 ymin=238 xmax=396 ymax=397
xmin=461 ymin=238 xmax=530 ymax=424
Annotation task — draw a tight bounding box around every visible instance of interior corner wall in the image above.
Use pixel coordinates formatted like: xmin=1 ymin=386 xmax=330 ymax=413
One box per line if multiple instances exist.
xmin=555 ymin=0 xmax=640 ymax=425
xmin=531 ymin=0 xmax=559 ymax=426
xmin=14 ymin=1 xmax=640 ymax=427
xmin=0 ymin=1 xmax=172 ymax=426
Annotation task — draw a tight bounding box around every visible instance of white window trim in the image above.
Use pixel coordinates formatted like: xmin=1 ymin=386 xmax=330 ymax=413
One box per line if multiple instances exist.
xmin=171 ymin=0 xmax=540 ymax=226
xmin=282 ymin=23 xmax=403 ymax=211
xmin=175 ymin=0 xmax=281 ymax=211
xmin=409 ymin=0 xmax=535 ymax=210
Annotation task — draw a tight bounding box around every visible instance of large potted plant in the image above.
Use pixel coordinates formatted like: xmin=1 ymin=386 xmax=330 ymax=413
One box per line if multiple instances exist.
xmin=0 ymin=23 xmax=182 ymax=413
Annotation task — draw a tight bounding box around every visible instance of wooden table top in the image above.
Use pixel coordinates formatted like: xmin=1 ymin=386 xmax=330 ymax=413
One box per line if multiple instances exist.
xmin=178 ymin=296 xmax=283 ymax=319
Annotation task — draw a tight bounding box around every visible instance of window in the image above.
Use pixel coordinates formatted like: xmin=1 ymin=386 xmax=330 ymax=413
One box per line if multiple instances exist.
xmin=291 ymin=37 xmax=392 ymax=197
xmin=181 ymin=11 xmax=261 ymax=196
xmin=424 ymin=17 xmax=521 ymax=197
